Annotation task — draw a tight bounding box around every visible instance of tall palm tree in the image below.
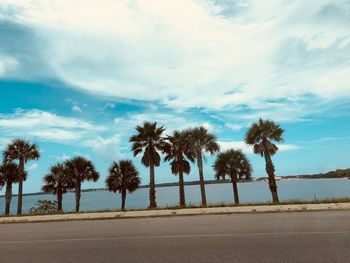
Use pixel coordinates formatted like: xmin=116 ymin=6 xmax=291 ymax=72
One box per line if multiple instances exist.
xmin=64 ymin=156 xmax=99 ymax=212
xmin=42 ymin=163 xmax=72 ymax=213
xmin=245 ymin=118 xmax=284 ymax=204
xmin=164 ymin=130 xmax=195 ymax=207
xmin=106 ymin=160 xmax=141 ymax=210
xmin=3 ymin=139 xmax=40 ymax=215
xmin=213 ymin=149 xmax=252 ymax=205
xmin=129 ymin=122 xmax=166 ymax=208
xmin=0 ymin=162 xmax=26 ymax=216
xmin=187 ymin=126 xmax=219 ymax=207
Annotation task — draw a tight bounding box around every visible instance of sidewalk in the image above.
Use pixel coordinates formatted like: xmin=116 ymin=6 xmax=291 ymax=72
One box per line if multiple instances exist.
xmin=1 ymin=202 xmax=350 ymax=224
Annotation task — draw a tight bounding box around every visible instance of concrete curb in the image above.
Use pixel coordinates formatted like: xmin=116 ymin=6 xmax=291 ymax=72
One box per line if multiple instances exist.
xmin=1 ymin=202 xmax=350 ymax=224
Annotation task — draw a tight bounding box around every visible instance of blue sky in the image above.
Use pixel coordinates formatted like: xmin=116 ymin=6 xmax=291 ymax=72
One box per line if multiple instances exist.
xmin=0 ymin=0 xmax=349 ymax=194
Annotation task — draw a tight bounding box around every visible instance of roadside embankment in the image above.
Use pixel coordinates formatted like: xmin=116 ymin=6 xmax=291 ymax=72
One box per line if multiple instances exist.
xmin=1 ymin=202 xmax=350 ymax=224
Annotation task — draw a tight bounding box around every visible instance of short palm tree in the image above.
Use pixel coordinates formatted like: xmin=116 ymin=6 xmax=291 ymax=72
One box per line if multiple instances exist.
xmin=245 ymin=118 xmax=284 ymax=203
xmin=42 ymin=163 xmax=72 ymax=213
xmin=64 ymin=156 xmax=99 ymax=212
xmin=187 ymin=126 xmax=219 ymax=207
xmin=213 ymin=149 xmax=252 ymax=205
xmin=164 ymin=130 xmax=195 ymax=207
xmin=3 ymin=139 xmax=40 ymax=215
xmin=0 ymin=162 xmax=26 ymax=216
xmin=106 ymin=160 xmax=141 ymax=210
xmin=129 ymin=122 xmax=167 ymax=208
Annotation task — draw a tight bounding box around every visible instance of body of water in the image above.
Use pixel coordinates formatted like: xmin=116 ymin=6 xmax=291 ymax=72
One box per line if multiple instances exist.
xmin=1 ymin=178 xmax=350 ymax=215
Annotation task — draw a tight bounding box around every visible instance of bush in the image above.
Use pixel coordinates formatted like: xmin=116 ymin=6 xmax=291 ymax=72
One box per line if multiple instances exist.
xmin=29 ymin=200 xmax=58 ymax=215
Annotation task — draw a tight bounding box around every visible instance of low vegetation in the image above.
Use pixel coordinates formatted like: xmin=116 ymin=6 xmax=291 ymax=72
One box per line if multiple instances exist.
xmin=29 ymin=200 xmax=59 ymax=215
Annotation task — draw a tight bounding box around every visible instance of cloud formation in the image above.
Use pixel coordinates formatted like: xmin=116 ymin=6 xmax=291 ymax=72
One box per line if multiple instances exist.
xmin=0 ymin=109 xmax=105 ymax=142
xmin=0 ymin=0 xmax=348 ymax=115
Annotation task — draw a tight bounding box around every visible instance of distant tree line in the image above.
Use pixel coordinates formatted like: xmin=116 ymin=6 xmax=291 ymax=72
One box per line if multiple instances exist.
xmin=278 ymin=169 xmax=350 ymax=180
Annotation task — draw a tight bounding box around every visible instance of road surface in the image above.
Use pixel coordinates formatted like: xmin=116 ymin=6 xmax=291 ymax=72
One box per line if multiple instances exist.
xmin=1 ymin=210 xmax=350 ymax=262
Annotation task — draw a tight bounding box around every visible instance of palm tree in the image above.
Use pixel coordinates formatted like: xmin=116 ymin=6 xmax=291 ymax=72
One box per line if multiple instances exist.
xmin=213 ymin=149 xmax=252 ymax=205
xmin=129 ymin=122 xmax=167 ymax=208
xmin=187 ymin=126 xmax=219 ymax=207
xmin=42 ymin=163 xmax=72 ymax=213
xmin=64 ymin=156 xmax=99 ymax=212
xmin=3 ymin=139 xmax=40 ymax=215
xmin=245 ymin=118 xmax=284 ymax=204
xmin=164 ymin=130 xmax=195 ymax=207
xmin=106 ymin=160 xmax=141 ymax=210
xmin=0 ymin=162 xmax=26 ymax=216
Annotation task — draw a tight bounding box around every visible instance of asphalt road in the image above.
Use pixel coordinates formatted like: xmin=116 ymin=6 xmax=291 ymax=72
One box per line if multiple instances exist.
xmin=1 ymin=210 xmax=350 ymax=263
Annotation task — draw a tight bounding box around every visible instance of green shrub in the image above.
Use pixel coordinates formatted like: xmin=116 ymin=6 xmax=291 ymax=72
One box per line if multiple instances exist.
xmin=29 ymin=200 xmax=58 ymax=215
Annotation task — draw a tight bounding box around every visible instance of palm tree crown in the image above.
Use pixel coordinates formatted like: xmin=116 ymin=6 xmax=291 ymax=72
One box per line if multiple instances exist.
xmin=106 ymin=160 xmax=140 ymax=210
xmin=214 ymin=149 xmax=252 ymax=181
xmin=187 ymin=126 xmax=220 ymax=155
xmin=64 ymin=156 xmax=100 ymax=183
xmin=245 ymin=118 xmax=284 ymax=156
xmin=129 ymin=121 xmax=166 ymax=208
xmin=106 ymin=160 xmax=140 ymax=193
xmin=164 ymin=130 xmax=195 ymax=175
xmin=130 ymin=122 xmax=166 ymax=167
xmin=3 ymin=139 xmax=40 ymax=163
xmin=0 ymin=162 xmax=26 ymax=185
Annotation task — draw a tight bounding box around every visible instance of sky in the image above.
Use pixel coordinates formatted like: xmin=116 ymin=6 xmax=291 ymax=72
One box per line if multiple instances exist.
xmin=0 ymin=0 xmax=349 ymax=194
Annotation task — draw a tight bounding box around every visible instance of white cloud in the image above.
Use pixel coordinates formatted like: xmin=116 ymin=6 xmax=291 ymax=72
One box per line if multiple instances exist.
xmin=224 ymin=123 xmax=245 ymax=131
xmin=299 ymin=136 xmax=350 ymax=144
xmin=50 ymin=154 xmax=70 ymax=161
xmin=99 ymin=102 xmax=115 ymax=111
xmin=27 ymin=163 xmax=38 ymax=171
xmin=30 ymin=129 xmax=82 ymax=141
xmin=0 ymin=55 xmax=18 ymax=76
xmin=72 ymin=105 xmax=82 ymax=112
xmin=0 ymin=138 xmax=10 ymax=150
xmin=114 ymin=112 xmax=213 ymax=134
xmin=0 ymin=109 xmax=104 ymax=130
xmin=0 ymin=0 xmax=348 ymax=117
xmin=83 ymin=135 xmax=124 ymax=162
xmin=0 ymin=109 xmax=105 ymax=142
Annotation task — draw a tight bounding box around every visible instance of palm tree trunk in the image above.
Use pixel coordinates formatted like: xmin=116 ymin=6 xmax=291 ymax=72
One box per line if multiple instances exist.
xmin=5 ymin=183 xmax=12 ymax=216
xmin=263 ymin=150 xmax=279 ymax=204
xmin=178 ymin=169 xmax=186 ymax=207
xmin=57 ymin=189 xmax=63 ymax=213
xmin=196 ymin=151 xmax=207 ymax=207
xmin=75 ymin=183 xmax=81 ymax=213
xmin=121 ymin=188 xmax=127 ymax=210
xmin=17 ymin=158 xmax=24 ymax=216
xmin=231 ymin=176 xmax=239 ymax=205
xmin=149 ymin=162 xmax=157 ymax=208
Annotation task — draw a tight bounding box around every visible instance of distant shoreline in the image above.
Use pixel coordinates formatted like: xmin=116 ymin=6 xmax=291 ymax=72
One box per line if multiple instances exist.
xmin=2 ymin=174 xmax=349 ymax=198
